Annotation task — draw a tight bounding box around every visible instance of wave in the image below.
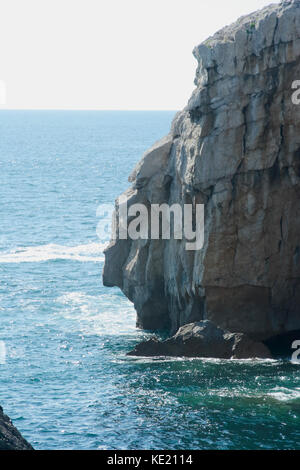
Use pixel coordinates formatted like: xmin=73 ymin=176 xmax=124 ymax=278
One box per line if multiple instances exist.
xmin=0 ymin=242 xmax=107 ymax=263
xmin=267 ymin=386 xmax=300 ymax=403
xmin=55 ymin=291 xmax=140 ymax=336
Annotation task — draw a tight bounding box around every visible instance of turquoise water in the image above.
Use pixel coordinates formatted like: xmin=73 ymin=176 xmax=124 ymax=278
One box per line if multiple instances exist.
xmin=0 ymin=110 xmax=299 ymax=450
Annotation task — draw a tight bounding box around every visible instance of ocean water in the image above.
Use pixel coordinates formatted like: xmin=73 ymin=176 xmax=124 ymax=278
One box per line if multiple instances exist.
xmin=0 ymin=110 xmax=299 ymax=450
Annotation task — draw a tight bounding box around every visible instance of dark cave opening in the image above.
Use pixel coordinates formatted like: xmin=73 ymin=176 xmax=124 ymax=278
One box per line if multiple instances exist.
xmin=264 ymin=330 xmax=300 ymax=359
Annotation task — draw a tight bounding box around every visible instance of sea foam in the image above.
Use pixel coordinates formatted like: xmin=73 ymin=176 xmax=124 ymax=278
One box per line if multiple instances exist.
xmin=0 ymin=242 xmax=107 ymax=263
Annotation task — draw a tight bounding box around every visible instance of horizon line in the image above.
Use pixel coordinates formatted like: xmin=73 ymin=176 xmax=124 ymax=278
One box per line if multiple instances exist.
xmin=0 ymin=108 xmax=179 ymax=112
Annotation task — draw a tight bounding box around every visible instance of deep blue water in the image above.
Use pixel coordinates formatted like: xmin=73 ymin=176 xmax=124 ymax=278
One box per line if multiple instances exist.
xmin=0 ymin=110 xmax=299 ymax=450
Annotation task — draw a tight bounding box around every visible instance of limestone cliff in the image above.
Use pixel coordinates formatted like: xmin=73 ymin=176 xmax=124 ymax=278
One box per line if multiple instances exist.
xmin=103 ymin=0 xmax=300 ymax=344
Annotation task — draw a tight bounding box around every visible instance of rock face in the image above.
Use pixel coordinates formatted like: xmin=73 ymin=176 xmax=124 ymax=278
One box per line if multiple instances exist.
xmin=127 ymin=321 xmax=272 ymax=359
xmin=0 ymin=406 xmax=33 ymax=450
xmin=104 ymin=1 xmax=300 ymax=347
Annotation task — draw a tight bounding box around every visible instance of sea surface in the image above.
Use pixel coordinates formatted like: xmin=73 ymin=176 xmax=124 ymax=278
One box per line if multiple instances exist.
xmin=0 ymin=110 xmax=299 ymax=450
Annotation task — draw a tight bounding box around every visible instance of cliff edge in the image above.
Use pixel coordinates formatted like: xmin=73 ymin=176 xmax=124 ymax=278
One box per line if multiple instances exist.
xmin=103 ymin=1 xmax=300 ymax=354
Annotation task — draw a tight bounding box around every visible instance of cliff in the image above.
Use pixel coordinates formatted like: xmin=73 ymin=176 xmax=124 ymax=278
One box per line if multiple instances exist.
xmin=0 ymin=406 xmax=33 ymax=450
xmin=103 ymin=0 xmax=300 ymax=353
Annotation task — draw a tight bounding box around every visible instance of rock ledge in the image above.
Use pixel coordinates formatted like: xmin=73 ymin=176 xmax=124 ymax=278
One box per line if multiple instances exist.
xmin=128 ymin=321 xmax=272 ymax=359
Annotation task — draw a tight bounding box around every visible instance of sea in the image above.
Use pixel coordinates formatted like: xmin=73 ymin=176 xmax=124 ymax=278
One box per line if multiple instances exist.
xmin=0 ymin=110 xmax=299 ymax=450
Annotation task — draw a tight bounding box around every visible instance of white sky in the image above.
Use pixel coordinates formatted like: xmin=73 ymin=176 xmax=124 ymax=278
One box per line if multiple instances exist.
xmin=0 ymin=0 xmax=280 ymax=110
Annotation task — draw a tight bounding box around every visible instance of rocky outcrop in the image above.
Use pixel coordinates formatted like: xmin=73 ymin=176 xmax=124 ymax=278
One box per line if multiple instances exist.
xmin=127 ymin=321 xmax=272 ymax=359
xmin=103 ymin=1 xmax=300 ymax=348
xmin=0 ymin=406 xmax=33 ymax=450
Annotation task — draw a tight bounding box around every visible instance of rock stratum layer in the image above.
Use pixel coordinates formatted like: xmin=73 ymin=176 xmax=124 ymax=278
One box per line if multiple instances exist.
xmin=0 ymin=406 xmax=33 ymax=450
xmin=104 ymin=1 xmax=300 ymax=351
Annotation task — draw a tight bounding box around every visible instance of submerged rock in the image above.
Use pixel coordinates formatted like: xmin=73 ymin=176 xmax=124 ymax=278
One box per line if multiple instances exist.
xmin=0 ymin=406 xmax=33 ymax=450
xmin=127 ymin=321 xmax=272 ymax=359
xmin=104 ymin=1 xmax=300 ymax=352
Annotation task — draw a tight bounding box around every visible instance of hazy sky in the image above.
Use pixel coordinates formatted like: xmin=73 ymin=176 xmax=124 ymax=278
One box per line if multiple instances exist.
xmin=0 ymin=0 xmax=280 ymax=110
